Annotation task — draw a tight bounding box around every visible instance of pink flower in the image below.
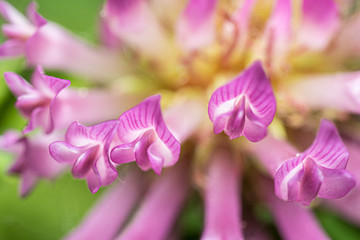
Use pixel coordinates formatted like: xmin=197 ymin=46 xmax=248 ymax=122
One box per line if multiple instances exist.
xmin=49 ymin=120 xmax=119 ymax=193
xmin=208 ymin=61 xmax=276 ymax=142
xmin=0 ymin=130 xmax=64 ymax=197
xmin=275 ymin=120 xmax=355 ymax=205
xmin=1 ymin=0 xmax=360 ymax=238
xmin=4 ymin=65 xmax=70 ymax=134
xmin=111 ymin=95 xmax=181 ymax=175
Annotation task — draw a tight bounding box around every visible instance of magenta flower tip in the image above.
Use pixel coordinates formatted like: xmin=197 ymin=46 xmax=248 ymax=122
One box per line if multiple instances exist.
xmin=49 ymin=120 xmax=119 ymax=193
xmin=208 ymin=60 xmax=276 ymax=142
xmin=4 ymin=66 xmax=70 ymax=134
xmin=275 ymin=119 xmax=355 ymax=205
xmin=111 ymin=95 xmax=181 ymax=174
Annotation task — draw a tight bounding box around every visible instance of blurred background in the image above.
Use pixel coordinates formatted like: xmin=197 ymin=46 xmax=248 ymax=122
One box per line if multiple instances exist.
xmin=0 ymin=0 xmax=360 ymax=239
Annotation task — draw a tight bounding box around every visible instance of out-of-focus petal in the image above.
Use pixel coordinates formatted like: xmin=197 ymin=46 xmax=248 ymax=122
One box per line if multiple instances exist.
xmin=0 ymin=1 xmax=29 ymax=25
xmin=102 ymin=0 xmax=172 ymax=60
xmin=263 ymin=179 xmax=330 ymax=240
xmin=331 ymin=12 xmax=360 ymax=58
xmin=26 ymin=2 xmax=47 ymax=27
xmin=0 ymin=39 xmax=25 ymax=57
xmin=4 ymin=67 xmax=71 ymax=134
xmin=65 ymin=169 xmax=144 ymax=240
xmin=164 ymin=99 xmax=205 ymax=142
xmin=288 ymin=72 xmax=360 ymax=114
xmin=201 ymin=149 xmax=243 ymax=240
xmin=4 ymin=71 xmax=34 ymax=97
xmin=114 ymin=161 xmax=190 ymax=240
xmin=26 ymin=23 xmax=126 ymax=81
xmin=1 ymin=131 xmax=64 ymax=197
xmin=249 ymin=134 xmax=298 ymax=176
xmin=260 ymin=0 xmax=291 ymax=70
xmin=208 ymin=61 xmax=276 ymax=142
xmin=176 ymin=0 xmax=218 ymax=52
xmin=232 ymin=0 xmax=257 ymax=51
xmin=296 ymin=0 xmax=339 ymax=51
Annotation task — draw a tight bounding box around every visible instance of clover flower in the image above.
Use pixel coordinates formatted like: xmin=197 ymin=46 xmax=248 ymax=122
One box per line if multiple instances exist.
xmin=1 ymin=0 xmax=360 ymax=239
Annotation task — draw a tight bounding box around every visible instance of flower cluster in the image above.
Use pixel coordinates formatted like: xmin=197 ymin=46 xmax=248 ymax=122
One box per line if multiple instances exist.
xmin=1 ymin=0 xmax=360 ymax=239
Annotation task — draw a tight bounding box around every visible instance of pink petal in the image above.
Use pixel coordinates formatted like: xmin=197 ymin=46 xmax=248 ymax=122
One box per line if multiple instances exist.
xmin=15 ymin=94 xmax=45 ymax=118
xmin=275 ymin=119 xmax=354 ymax=204
xmin=49 ymin=141 xmax=84 ymax=164
xmin=31 ymin=65 xmax=71 ymax=96
xmin=2 ymin=24 xmax=33 ymax=39
xmin=289 ymin=72 xmax=360 ymax=114
xmin=265 ymin=179 xmax=330 ymax=240
xmin=305 ymin=119 xmax=349 ymax=169
xmin=5 ymin=67 xmax=70 ymax=134
xmin=110 ymin=143 xmax=136 ymax=164
xmin=147 ymin=139 xmax=168 ymax=175
xmin=290 ymin=158 xmax=324 ymax=205
xmin=26 ymin=2 xmax=47 ymax=27
xmin=176 ymin=0 xmax=218 ymax=51
xmin=51 ymin=120 xmax=119 ymax=193
xmin=262 ymin=0 xmax=291 ymax=68
xmin=26 ymin=23 xmax=125 ymax=80
xmin=232 ymin=0 xmax=257 ymax=51
xmin=23 ymin=106 xmax=53 ymax=134
xmin=103 ymin=0 xmax=172 ymax=60
xmin=86 ymin=172 xmax=101 ymax=194
xmin=201 ymin=150 xmax=243 ymax=240
xmin=113 ymin=95 xmax=181 ymax=173
xmin=0 ymin=131 xmax=21 ymax=150
xmin=99 ymin=17 xmax=121 ymax=49
xmin=249 ymin=135 xmax=298 ymax=177
xmin=93 ymin=151 xmax=119 ymax=186
xmin=331 ymin=12 xmax=360 ymax=58
xmin=0 ymin=1 xmax=29 ymax=25
xmin=318 ymin=167 xmax=356 ymax=199
xmin=275 ymin=156 xmax=303 ymax=201
xmin=208 ymin=61 xmax=276 ymax=142
xmin=297 ymin=0 xmax=339 ymax=51
xmin=114 ymin=162 xmax=189 ymax=240
xmin=19 ymin=171 xmax=38 ymax=197
xmin=164 ymin=99 xmax=205 ymax=143
xmin=65 ymin=120 xmax=118 ymax=146
xmin=2 ymin=131 xmax=64 ymax=197
xmin=72 ymin=145 xmax=100 ymax=178
xmin=4 ymin=71 xmax=34 ymax=97
xmin=0 ymin=39 xmax=25 ymax=57
xmin=325 ymin=187 xmax=360 ymax=226
xmin=65 ymin=170 xmax=144 ymax=240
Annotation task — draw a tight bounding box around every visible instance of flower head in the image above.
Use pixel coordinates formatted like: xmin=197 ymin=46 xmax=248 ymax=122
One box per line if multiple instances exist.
xmin=1 ymin=0 xmax=360 ymax=238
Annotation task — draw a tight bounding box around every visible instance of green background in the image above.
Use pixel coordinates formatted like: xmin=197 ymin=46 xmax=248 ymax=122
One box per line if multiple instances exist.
xmin=0 ymin=1 xmax=104 ymax=239
xmin=0 ymin=0 xmax=359 ymax=239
